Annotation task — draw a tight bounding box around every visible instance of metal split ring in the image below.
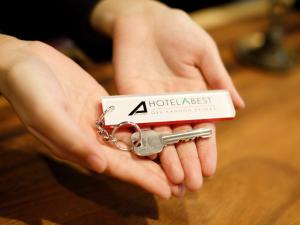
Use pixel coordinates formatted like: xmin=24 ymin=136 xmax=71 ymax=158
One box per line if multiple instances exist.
xmin=96 ymin=105 xmax=142 ymax=152
xmin=111 ymin=121 xmax=142 ymax=151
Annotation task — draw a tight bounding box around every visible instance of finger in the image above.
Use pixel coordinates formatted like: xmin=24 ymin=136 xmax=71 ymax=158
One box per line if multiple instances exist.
xmin=94 ymin=120 xmax=171 ymax=198
xmin=147 ymin=154 xmax=158 ymax=160
xmin=104 ymin=149 xmax=171 ymax=199
xmin=154 ymin=126 xmax=184 ymax=185
xmin=171 ymin=183 xmax=186 ymax=198
xmin=173 ymin=124 xmax=203 ymax=191
xmin=140 ymin=159 xmax=186 ymax=197
xmin=197 ymin=39 xmax=245 ymax=109
xmin=28 ymin=126 xmax=105 ymax=172
xmin=193 ymin=123 xmax=217 ymax=177
xmin=28 ymin=105 xmax=107 ymax=173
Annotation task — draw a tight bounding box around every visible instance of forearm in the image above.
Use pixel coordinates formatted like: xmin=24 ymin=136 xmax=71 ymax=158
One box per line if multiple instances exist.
xmin=90 ymin=0 xmax=168 ymax=36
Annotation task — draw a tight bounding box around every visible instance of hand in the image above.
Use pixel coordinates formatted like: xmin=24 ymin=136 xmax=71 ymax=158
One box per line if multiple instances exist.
xmin=92 ymin=0 xmax=245 ymax=194
xmin=0 ymin=35 xmax=178 ymax=199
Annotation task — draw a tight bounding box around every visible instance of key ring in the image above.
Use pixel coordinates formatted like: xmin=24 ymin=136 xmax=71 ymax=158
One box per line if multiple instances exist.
xmin=96 ymin=105 xmax=142 ymax=151
xmin=111 ymin=121 xmax=142 ymax=151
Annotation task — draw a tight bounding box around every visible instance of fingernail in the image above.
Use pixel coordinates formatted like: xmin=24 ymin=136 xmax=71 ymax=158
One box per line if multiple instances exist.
xmin=232 ymin=89 xmax=245 ymax=109
xmin=178 ymin=184 xmax=186 ymax=197
xmin=173 ymin=184 xmax=186 ymax=198
xmin=87 ymin=155 xmax=106 ymax=173
xmin=237 ymin=93 xmax=246 ymax=109
xmin=158 ymin=186 xmax=172 ymax=199
xmin=239 ymin=96 xmax=246 ymax=108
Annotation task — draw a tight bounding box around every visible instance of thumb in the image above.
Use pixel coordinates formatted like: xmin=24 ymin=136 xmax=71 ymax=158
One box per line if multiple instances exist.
xmin=197 ymin=39 xmax=245 ymax=109
xmin=26 ymin=105 xmax=107 ymax=173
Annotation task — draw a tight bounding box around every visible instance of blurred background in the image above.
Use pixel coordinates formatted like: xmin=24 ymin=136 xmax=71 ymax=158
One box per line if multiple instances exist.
xmin=1 ymin=0 xmax=300 ymax=224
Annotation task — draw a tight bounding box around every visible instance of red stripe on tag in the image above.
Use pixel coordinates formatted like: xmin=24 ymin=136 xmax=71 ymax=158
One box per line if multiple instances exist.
xmin=104 ymin=117 xmax=234 ymax=129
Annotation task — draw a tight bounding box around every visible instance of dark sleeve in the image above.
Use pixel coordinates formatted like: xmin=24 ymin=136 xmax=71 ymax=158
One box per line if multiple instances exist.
xmin=0 ymin=0 xmax=112 ymax=62
xmin=296 ymin=0 xmax=300 ymax=9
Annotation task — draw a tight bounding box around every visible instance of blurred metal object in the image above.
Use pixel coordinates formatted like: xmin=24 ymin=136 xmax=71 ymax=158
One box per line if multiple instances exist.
xmin=236 ymin=0 xmax=295 ymax=72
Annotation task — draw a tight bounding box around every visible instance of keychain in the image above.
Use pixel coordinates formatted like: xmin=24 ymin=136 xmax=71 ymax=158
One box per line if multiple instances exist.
xmin=96 ymin=105 xmax=213 ymax=157
xmin=95 ymin=90 xmax=235 ymax=156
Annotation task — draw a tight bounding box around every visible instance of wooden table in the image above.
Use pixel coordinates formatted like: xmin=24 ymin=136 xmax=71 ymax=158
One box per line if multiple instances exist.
xmin=1 ymin=4 xmax=300 ymax=225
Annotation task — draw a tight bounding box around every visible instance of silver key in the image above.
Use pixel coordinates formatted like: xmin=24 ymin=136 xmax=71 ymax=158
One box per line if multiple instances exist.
xmin=131 ymin=128 xmax=212 ymax=156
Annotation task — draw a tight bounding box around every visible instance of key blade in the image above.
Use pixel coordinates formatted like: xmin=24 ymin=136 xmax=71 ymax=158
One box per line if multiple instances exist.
xmin=161 ymin=128 xmax=213 ymax=145
xmin=193 ymin=128 xmax=213 ymax=138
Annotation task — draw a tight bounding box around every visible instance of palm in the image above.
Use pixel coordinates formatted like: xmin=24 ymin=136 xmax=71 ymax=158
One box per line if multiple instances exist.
xmin=6 ymin=42 xmax=172 ymax=198
xmin=114 ymin=57 xmax=205 ymax=95
xmin=113 ymin=10 xmax=243 ymax=191
xmin=113 ymin=10 xmax=216 ymax=94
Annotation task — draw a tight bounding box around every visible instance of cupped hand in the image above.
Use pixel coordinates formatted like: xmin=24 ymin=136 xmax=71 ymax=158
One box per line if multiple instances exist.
xmin=112 ymin=4 xmax=245 ymax=194
xmin=0 ymin=37 xmax=176 ymax=198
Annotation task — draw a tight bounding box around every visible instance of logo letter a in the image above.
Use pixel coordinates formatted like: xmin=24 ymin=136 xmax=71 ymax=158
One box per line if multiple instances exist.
xmin=129 ymin=101 xmax=147 ymax=116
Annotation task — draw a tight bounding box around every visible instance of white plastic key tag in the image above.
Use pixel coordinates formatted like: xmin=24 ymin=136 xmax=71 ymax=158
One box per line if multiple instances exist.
xmin=101 ymin=90 xmax=235 ymax=127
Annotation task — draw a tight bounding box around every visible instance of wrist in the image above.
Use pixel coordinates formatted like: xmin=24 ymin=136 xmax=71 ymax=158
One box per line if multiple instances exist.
xmin=0 ymin=35 xmax=28 ymax=96
xmin=90 ymin=0 xmax=168 ymax=36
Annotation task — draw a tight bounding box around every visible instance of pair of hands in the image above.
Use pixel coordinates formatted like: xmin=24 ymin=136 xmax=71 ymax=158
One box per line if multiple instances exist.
xmin=0 ymin=0 xmax=244 ymax=198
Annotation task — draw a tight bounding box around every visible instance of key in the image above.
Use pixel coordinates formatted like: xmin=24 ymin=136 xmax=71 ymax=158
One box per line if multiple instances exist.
xmin=131 ymin=128 xmax=212 ymax=156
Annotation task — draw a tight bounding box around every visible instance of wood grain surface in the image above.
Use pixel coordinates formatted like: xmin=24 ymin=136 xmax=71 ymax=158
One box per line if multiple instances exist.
xmin=1 ymin=5 xmax=300 ymax=225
